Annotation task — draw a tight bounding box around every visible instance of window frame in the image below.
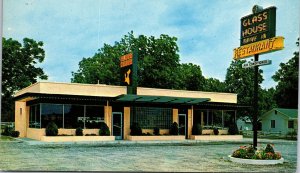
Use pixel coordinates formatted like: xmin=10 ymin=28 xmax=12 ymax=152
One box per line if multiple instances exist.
xmin=288 ymin=120 xmax=294 ymax=129
xmin=271 ymin=120 xmax=275 ymax=128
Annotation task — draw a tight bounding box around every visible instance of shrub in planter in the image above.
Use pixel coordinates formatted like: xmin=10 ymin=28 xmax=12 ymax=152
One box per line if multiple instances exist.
xmin=2 ymin=126 xmax=13 ymax=136
xmin=213 ymin=128 xmax=219 ymax=135
xmin=228 ymin=123 xmax=239 ymax=135
xmin=45 ymin=122 xmax=58 ymax=136
xmin=169 ymin=122 xmax=179 ymax=135
xmin=130 ymin=122 xmax=142 ymax=136
xmin=192 ymin=123 xmax=202 ymax=135
xmin=153 ymin=127 xmax=160 ymax=135
xmin=99 ymin=123 xmax=110 ymax=136
xmin=10 ymin=131 xmax=20 ymax=137
xmin=75 ymin=127 xmax=83 ymax=136
xmin=232 ymin=144 xmax=282 ymax=160
xmin=265 ymin=144 xmax=275 ymax=154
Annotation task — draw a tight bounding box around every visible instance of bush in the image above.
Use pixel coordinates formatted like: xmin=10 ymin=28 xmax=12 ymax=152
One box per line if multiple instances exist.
xmin=45 ymin=122 xmax=58 ymax=136
xmin=213 ymin=128 xmax=219 ymax=135
xmin=169 ymin=122 xmax=179 ymax=135
xmin=265 ymin=144 xmax=275 ymax=154
xmin=130 ymin=122 xmax=142 ymax=136
xmin=287 ymin=130 xmax=297 ymax=140
xmin=2 ymin=126 xmax=13 ymax=136
xmin=75 ymin=127 xmax=83 ymax=136
xmin=192 ymin=123 xmax=202 ymax=135
xmin=232 ymin=144 xmax=281 ymax=160
xmin=228 ymin=123 xmax=239 ymax=135
xmin=10 ymin=131 xmax=20 ymax=137
xmin=99 ymin=123 xmax=110 ymax=136
xmin=153 ymin=127 xmax=160 ymax=135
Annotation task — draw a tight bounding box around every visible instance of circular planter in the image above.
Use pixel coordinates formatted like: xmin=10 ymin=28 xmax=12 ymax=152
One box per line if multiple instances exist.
xmin=228 ymin=155 xmax=284 ymax=165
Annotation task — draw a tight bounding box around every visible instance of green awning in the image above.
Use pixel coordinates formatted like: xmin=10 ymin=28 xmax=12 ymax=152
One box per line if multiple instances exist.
xmin=116 ymin=94 xmax=210 ymax=105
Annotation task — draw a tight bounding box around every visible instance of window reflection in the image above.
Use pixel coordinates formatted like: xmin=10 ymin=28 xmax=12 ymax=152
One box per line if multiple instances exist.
xmin=85 ymin=106 xmax=104 ymax=129
xmin=29 ymin=104 xmax=104 ymax=129
xmin=41 ymin=104 xmax=63 ymax=128
xmin=64 ymin=105 xmax=84 ymax=128
xmin=29 ymin=105 xmax=41 ymax=128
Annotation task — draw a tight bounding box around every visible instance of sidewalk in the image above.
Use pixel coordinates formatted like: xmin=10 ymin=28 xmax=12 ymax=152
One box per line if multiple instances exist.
xmin=15 ymin=137 xmax=296 ymax=146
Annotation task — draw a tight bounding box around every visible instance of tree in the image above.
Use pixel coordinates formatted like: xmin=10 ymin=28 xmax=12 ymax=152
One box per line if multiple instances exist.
xmin=272 ymin=38 xmax=299 ymax=108
xmin=2 ymin=37 xmax=48 ymax=121
xmin=258 ymin=88 xmax=277 ymax=117
xmin=203 ymin=77 xmax=226 ymax=92
xmin=176 ymin=63 xmax=205 ymax=91
xmin=225 ymin=60 xmax=263 ymax=105
xmin=225 ymin=60 xmax=264 ymax=120
xmin=72 ymin=31 xmax=181 ymax=89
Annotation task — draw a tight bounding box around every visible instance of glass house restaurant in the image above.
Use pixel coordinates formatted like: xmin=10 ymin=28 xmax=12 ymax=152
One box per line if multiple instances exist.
xmin=14 ymin=82 xmax=242 ymax=141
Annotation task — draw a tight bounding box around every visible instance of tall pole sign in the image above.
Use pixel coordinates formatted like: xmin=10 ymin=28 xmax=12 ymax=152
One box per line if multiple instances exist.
xmin=120 ymin=50 xmax=138 ymax=94
xmin=233 ymin=5 xmax=284 ymax=149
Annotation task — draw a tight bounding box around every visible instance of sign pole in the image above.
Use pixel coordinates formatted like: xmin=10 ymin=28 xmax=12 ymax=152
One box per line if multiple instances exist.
xmin=253 ymin=54 xmax=259 ymax=149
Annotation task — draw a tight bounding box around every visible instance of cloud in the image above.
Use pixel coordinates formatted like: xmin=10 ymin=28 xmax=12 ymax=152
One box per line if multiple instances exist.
xmin=3 ymin=0 xmax=299 ymax=88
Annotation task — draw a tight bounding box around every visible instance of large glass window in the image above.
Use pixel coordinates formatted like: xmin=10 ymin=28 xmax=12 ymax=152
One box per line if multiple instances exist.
xmin=29 ymin=105 xmax=41 ymax=128
xmin=64 ymin=104 xmax=84 ymax=128
xmin=131 ymin=107 xmax=172 ymax=129
xmin=29 ymin=103 xmax=105 ymax=129
xmin=85 ymin=106 xmax=104 ymax=129
xmin=41 ymin=104 xmax=63 ymax=128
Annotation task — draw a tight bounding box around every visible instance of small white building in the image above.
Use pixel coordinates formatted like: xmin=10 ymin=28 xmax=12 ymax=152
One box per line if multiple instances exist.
xmin=236 ymin=116 xmax=252 ymax=131
xmin=261 ymin=108 xmax=298 ymax=135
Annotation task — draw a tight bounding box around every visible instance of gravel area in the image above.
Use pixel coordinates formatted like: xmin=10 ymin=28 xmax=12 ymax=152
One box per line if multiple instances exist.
xmin=0 ymin=137 xmax=297 ymax=172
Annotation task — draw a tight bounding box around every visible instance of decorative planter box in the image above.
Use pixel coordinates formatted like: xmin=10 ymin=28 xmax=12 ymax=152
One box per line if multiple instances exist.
xmin=190 ymin=135 xmax=243 ymax=141
xmin=228 ymin=155 xmax=284 ymax=165
xmin=127 ymin=135 xmax=185 ymax=141
xmin=41 ymin=136 xmax=115 ymax=142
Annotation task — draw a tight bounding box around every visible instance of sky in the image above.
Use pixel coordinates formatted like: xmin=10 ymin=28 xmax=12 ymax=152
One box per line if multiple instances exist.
xmin=3 ymin=0 xmax=299 ymax=89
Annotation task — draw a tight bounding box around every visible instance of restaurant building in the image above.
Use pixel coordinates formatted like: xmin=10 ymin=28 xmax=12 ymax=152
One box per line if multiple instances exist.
xmin=14 ymin=82 xmax=241 ymax=141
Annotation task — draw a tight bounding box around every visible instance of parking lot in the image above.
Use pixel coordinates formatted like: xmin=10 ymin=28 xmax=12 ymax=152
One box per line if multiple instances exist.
xmin=0 ymin=137 xmax=297 ymax=172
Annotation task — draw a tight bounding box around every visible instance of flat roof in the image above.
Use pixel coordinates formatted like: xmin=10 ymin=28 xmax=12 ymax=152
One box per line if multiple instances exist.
xmin=14 ymin=82 xmax=237 ymax=104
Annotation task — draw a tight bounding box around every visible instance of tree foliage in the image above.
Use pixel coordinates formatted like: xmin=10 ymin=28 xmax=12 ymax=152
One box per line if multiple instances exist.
xmin=2 ymin=37 xmax=48 ymax=121
xmin=272 ymin=38 xmax=299 ymax=108
xmin=258 ymin=88 xmax=277 ymax=117
xmin=72 ymin=31 xmax=181 ymax=89
xmin=225 ymin=60 xmax=272 ymax=120
xmin=225 ymin=59 xmax=263 ymax=108
xmin=176 ymin=63 xmax=205 ymax=91
xmin=203 ymin=77 xmax=226 ymax=92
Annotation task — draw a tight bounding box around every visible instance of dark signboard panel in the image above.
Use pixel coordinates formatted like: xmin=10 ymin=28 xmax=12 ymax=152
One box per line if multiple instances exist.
xmin=120 ymin=52 xmax=138 ymax=94
xmin=240 ymin=6 xmax=276 ymax=46
xmin=120 ymin=53 xmax=133 ymax=86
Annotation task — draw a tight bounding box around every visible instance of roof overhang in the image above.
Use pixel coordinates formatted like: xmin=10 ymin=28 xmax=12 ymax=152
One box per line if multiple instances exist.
xmin=115 ymin=94 xmax=210 ymax=105
xmin=14 ymin=93 xmax=115 ymax=102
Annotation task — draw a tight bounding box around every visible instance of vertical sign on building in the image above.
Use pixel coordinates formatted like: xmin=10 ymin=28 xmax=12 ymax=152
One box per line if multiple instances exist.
xmin=120 ymin=50 xmax=138 ymax=94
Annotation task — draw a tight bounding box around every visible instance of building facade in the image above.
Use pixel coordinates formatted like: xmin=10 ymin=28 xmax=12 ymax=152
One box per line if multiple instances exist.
xmin=15 ymin=82 xmax=240 ymax=140
xmin=261 ymin=108 xmax=298 ymax=135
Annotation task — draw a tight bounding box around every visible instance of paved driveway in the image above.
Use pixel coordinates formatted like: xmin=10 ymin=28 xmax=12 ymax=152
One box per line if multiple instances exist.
xmin=0 ymin=137 xmax=297 ymax=172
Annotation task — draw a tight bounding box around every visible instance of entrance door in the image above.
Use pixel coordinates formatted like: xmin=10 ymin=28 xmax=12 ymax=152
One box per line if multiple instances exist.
xmin=112 ymin=112 xmax=123 ymax=140
xmin=178 ymin=114 xmax=186 ymax=136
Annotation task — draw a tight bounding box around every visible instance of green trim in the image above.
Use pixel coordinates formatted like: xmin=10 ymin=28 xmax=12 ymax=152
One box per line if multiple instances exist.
xmin=261 ymin=108 xmax=298 ymax=120
xmin=115 ymin=94 xmax=210 ymax=105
